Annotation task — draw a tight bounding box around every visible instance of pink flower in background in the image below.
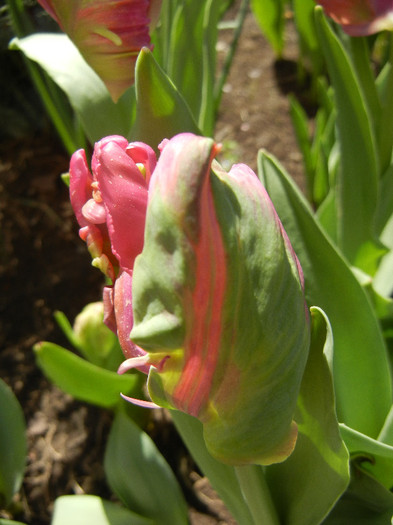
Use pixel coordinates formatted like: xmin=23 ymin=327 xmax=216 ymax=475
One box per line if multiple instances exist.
xmin=37 ymin=0 xmax=162 ymax=101
xmin=317 ymin=0 xmax=393 ymax=35
xmin=69 ymin=135 xmax=156 ymax=362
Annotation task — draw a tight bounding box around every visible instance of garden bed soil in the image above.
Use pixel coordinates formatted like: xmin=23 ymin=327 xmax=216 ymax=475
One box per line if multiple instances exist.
xmin=0 ymin=6 xmax=312 ymax=525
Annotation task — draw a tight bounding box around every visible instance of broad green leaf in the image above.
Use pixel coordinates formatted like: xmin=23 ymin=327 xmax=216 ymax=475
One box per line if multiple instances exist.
xmin=258 ymin=151 xmax=392 ymax=438
xmin=340 ymin=424 xmax=393 ymax=490
xmin=267 ymin=307 xmax=349 ymax=525
xmin=323 ymin=463 xmax=393 ymax=524
xmin=104 ymin=410 xmax=188 ymax=525
xmin=0 ymin=379 xmax=26 ymax=508
xmin=132 ymin=47 xmax=199 ymax=147
xmin=11 ymin=34 xmax=134 ymax=144
xmin=315 ymin=8 xmax=382 ymax=274
xmin=171 ymin=411 xmax=254 ymax=525
xmin=250 ymin=0 xmax=285 ymax=57
xmin=34 ymin=342 xmax=141 ymax=409
xmin=51 ymin=495 xmax=152 ymax=525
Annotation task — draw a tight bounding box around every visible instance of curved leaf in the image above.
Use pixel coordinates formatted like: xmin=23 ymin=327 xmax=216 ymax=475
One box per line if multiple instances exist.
xmin=266 ymin=307 xmax=349 ymax=525
xmin=104 ymin=410 xmax=188 ymax=525
xmin=258 ymin=151 xmax=392 ymax=438
xmin=0 ymin=379 xmax=26 ymax=508
xmin=34 ymin=342 xmax=141 ymax=409
xmin=11 ymin=34 xmax=135 ymax=143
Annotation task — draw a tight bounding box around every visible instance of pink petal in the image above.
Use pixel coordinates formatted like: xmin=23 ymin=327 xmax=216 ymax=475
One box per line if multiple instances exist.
xmin=93 ymin=139 xmax=150 ymax=272
xmin=69 ymin=148 xmax=94 ymax=228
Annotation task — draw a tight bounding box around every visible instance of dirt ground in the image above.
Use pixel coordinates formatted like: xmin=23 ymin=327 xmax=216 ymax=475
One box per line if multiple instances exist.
xmin=0 ymin=5 xmax=313 ymax=525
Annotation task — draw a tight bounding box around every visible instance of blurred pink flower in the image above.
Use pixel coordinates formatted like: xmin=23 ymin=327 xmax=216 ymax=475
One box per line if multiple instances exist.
xmin=69 ymin=135 xmax=156 ymax=362
xmin=317 ymin=0 xmax=393 ymax=35
xmin=37 ymin=0 xmax=162 ymax=101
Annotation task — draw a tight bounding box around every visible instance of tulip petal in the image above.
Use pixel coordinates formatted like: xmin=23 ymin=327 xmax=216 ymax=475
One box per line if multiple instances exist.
xmin=93 ymin=138 xmax=152 ymax=272
xmin=37 ymin=0 xmax=162 ymax=101
xmin=130 ymin=133 xmax=310 ymax=465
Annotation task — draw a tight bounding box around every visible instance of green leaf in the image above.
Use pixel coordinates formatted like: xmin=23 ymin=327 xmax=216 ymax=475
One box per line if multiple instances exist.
xmin=258 ymin=151 xmax=392 ymax=438
xmin=250 ymin=0 xmax=285 ymax=57
xmin=323 ymin=462 xmax=393 ymax=524
xmin=34 ymin=342 xmax=141 ymax=409
xmin=51 ymin=495 xmax=153 ymax=525
xmin=104 ymin=410 xmax=188 ymax=525
xmin=266 ymin=307 xmax=350 ymax=525
xmin=340 ymin=424 xmax=393 ymax=490
xmin=293 ymin=0 xmax=324 ymax=77
xmin=376 ymin=60 xmax=393 ymax=173
xmin=314 ymin=8 xmax=382 ymax=274
xmin=163 ymin=0 xmax=221 ymax=136
xmin=0 ymin=379 xmax=26 ymax=508
xmin=171 ymin=411 xmax=254 ymax=525
xmin=11 ymin=34 xmax=135 ymax=144
xmin=132 ymin=47 xmax=199 ymax=148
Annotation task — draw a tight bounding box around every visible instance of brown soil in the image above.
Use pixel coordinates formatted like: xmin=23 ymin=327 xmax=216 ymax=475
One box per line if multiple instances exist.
xmin=0 ymin=6 xmax=311 ymax=525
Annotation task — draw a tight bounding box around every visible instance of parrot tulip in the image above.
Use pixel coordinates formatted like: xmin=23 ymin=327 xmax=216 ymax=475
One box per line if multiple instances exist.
xmin=118 ymin=133 xmax=310 ymax=466
xmin=316 ymin=0 xmax=393 ymax=35
xmin=69 ymin=135 xmax=156 ymax=363
xmin=37 ymin=0 xmax=162 ymax=101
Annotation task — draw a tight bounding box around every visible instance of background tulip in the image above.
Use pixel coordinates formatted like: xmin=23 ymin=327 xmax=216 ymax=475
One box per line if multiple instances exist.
xmin=37 ymin=0 xmax=162 ymax=101
xmin=122 ymin=133 xmax=310 ymax=466
xmin=316 ymin=0 xmax=393 ymax=35
xmin=69 ymin=135 xmax=156 ymax=362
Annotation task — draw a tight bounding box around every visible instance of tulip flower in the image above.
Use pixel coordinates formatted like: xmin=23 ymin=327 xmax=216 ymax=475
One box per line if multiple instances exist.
xmin=316 ymin=0 xmax=393 ymax=35
xmin=119 ymin=133 xmax=310 ymax=466
xmin=69 ymin=135 xmax=156 ymax=363
xmin=37 ymin=0 xmax=162 ymax=101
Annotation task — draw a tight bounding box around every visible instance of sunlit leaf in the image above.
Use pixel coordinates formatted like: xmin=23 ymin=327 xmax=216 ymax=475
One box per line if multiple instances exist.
xmin=11 ymin=34 xmax=135 ymax=143
xmin=51 ymin=495 xmax=153 ymax=525
xmin=132 ymin=47 xmax=199 ymax=147
xmin=34 ymin=342 xmax=141 ymax=409
xmin=258 ymin=151 xmax=392 ymax=438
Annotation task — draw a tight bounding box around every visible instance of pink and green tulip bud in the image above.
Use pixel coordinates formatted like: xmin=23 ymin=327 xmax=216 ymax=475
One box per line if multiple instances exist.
xmin=120 ymin=133 xmax=310 ymax=466
xmin=69 ymin=135 xmax=156 ymax=363
xmin=37 ymin=0 xmax=162 ymax=101
xmin=316 ymin=0 xmax=393 ymax=35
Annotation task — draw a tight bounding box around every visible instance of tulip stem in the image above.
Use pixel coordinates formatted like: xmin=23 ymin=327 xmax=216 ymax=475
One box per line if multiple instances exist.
xmin=235 ymin=465 xmax=280 ymax=525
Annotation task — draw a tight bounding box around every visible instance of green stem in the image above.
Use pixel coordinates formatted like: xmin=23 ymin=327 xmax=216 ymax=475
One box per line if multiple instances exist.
xmin=214 ymin=0 xmax=250 ymax=115
xmin=235 ymin=465 xmax=280 ymax=525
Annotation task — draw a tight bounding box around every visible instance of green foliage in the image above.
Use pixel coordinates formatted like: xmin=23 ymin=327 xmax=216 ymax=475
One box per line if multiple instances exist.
xmin=104 ymin=410 xmax=189 ymax=525
xmin=250 ymin=0 xmax=286 ymax=57
xmin=267 ymin=308 xmax=349 ymax=525
xmin=131 ymin=48 xmax=199 ymax=147
xmin=34 ymin=342 xmax=142 ymax=409
xmin=0 ymin=379 xmax=26 ymax=508
xmin=10 ymin=34 xmax=135 ymax=143
xmin=258 ymin=151 xmax=392 ymax=438
xmin=51 ymin=495 xmax=153 ymax=525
